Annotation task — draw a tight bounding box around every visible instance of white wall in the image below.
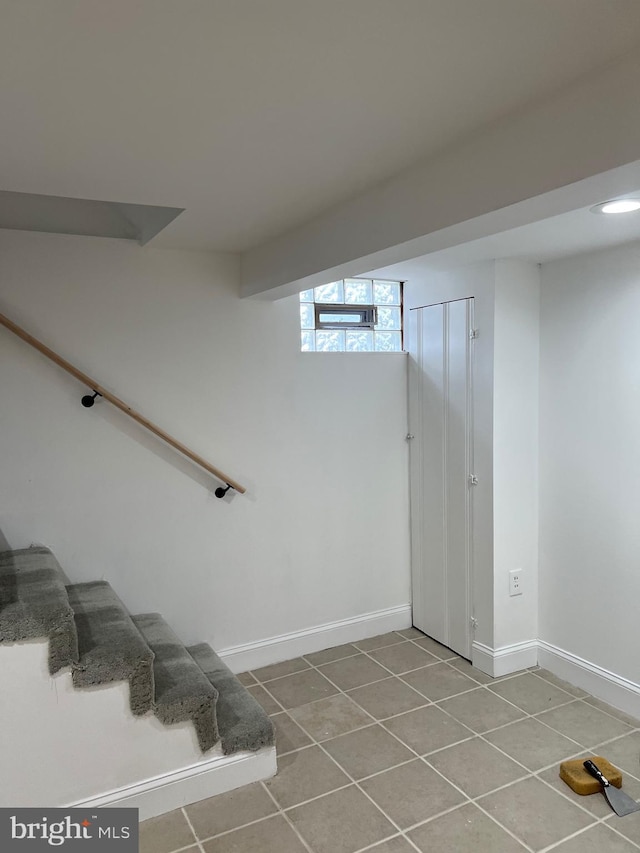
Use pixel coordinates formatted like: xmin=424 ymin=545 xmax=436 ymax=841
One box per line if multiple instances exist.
xmin=539 ymin=242 xmax=640 ymax=685
xmin=0 ymin=230 xmax=410 ymax=662
xmin=493 ymin=260 xmax=540 ymax=649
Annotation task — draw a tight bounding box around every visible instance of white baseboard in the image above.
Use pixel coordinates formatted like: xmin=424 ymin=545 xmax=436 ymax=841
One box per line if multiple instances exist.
xmin=70 ymin=746 xmax=277 ymax=822
xmin=472 ymin=638 xmax=640 ymax=719
xmin=538 ymin=641 xmax=640 ymax=720
xmin=218 ymin=604 xmax=413 ymax=673
xmin=472 ymin=640 xmax=538 ymax=678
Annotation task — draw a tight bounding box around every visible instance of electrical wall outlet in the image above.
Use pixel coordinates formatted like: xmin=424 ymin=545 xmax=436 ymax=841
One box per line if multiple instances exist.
xmin=509 ymin=569 xmax=523 ymax=596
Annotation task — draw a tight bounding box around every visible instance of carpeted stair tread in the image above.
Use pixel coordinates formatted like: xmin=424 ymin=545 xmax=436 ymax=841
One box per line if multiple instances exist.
xmin=132 ymin=614 xmax=219 ymax=752
xmin=66 ymin=581 xmax=154 ymax=715
xmin=0 ymin=547 xmax=78 ymax=673
xmin=187 ymin=643 xmax=274 ymax=755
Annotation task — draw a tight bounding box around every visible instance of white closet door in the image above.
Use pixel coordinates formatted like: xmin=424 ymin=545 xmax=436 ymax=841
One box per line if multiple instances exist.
xmin=408 ymin=298 xmax=474 ymax=658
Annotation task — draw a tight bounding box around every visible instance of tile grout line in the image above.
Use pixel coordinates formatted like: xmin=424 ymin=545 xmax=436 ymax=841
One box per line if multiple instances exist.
xmin=602 ymin=818 xmax=640 ymax=851
xmin=403 ymin=799 xmax=537 ymax=853
xmin=251 ymin=632 xmax=638 ymax=735
xmin=152 ymin=637 xmax=640 ymax=853
xmin=529 ymin=669 xmax=587 ymax=697
xmin=580 ymin=698 xmax=640 ymax=729
xmin=412 ymin=736 xmax=541 ymax=853
xmin=347 ymin=641 xmax=444 ymax=853
xmin=352 ymin=834 xmax=423 ymax=853
xmin=253 ymin=632 xmax=430 ymax=676
xmin=425 ymin=691 xmax=640 ymax=836
xmin=189 ymin=797 xmax=341 ymax=847
xmin=465 ymin=737 xmax=628 ymax=853
xmin=302 ymin=716 xmax=438 ymax=848
xmin=260 ymin=780 xmax=317 ymax=853
xmin=278 ymin=685 xmax=590 ymax=765
xmin=311 ymin=724 xmax=469 ymax=852
xmin=260 ymin=642 xmax=640 ymax=851
xmin=492 ymin=666 xmax=640 ymax=732
xmin=180 ymin=807 xmax=206 ymax=853
xmin=253 ymin=665 xmax=429 ymax=840
xmin=537 ymin=817 xmax=639 ymax=853
xmin=265 ymin=647 xmax=446 ymax=696
xmin=253 ymin=633 xmax=580 ymax=732
xmin=528 ymin=698 xmax=637 ymax=740
xmin=182 ymin=632 xmax=639 ymax=853
xmin=533 ymin=769 xmax=640 ymax=832
xmin=470 ymin=786 xmax=596 ymax=853
xmin=250 ymin=641 xmax=629 ymax=851
xmin=252 ymin=650 xmax=481 ymax=852
xmin=194 ymin=658 xmax=449 ymax=848
xmin=453 ymin=688 xmax=640 ymax=848
xmin=161 ymin=842 xmax=205 ymax=853
xmin=284 ymin=655 xmax=634 ymax=790
xmin=263 ymin=659 xmax=545 ymax=853
xmin=257 ymin=631 xmax=458 ymax=682
xmin=267 ymin=642 xmax=487 ymax=719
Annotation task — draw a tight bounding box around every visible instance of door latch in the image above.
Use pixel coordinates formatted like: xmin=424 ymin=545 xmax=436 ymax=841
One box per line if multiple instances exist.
xmin=468 ymin=474 xmax=478 ymax=486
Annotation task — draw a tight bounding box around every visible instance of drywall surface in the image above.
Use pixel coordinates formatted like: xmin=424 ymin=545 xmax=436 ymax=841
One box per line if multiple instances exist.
xmin=404 ymin=262 xmax=495 ymax=650
xmin=0 ymin=231 xmax=410 ymax=658
xmin=493 ymin=260 xmax=540 ymax=648
xmin=539 ymin=242 xmax=640 ymax=683
xmin=242 ymin=51 xmax=640 ymax=298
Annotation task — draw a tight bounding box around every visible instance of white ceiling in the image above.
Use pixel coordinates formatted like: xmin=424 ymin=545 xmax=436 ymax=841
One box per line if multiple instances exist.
xmin=2 ymin=1 xmax=640 ymax=252
xmin=366 ymin=196 xmax=640 ymax=280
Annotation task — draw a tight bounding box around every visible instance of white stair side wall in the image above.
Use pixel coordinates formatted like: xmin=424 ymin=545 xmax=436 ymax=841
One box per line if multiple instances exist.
xmin=0 ymin=639 xmax=275 ymax=816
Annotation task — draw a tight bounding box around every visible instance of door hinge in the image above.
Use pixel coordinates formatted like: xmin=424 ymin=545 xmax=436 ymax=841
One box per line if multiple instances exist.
xmin=469 ymin=328 xmax=478 ymax=340
xmin=471 ymin=617 xmax=478 ymax=631
xmin=468 ymin=474 xmax=478 ymax=486
xmin=405 ymin=433 xmax=415 ymax=441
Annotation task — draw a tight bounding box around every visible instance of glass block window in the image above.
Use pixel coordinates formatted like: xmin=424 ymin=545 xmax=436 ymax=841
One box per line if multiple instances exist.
xmin=300 ymin=279 xmax=403 ymax=352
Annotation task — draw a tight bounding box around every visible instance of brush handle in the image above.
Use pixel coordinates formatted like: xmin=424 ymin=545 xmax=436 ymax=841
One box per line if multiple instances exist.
xmin=584 ymin=760 xmax=610 ymax=788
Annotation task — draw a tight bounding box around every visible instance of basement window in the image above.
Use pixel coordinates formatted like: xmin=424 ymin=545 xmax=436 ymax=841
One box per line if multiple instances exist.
xmin=300 ymin=279 xmax=403 ymax=352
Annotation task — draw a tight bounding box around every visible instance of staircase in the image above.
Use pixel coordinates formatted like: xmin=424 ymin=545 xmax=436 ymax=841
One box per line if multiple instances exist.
xmin=0 ymin=546 xmax=276 ymax=819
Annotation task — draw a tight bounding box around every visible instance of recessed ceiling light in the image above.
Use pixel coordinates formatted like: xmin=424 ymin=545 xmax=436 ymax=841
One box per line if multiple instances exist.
xmin=591 ymin=199 xmax=640 ymax=215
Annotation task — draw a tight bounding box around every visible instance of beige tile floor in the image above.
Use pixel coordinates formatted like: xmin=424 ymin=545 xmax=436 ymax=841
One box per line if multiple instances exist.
xmin=140 ymin=628 xmax=640 ymax=853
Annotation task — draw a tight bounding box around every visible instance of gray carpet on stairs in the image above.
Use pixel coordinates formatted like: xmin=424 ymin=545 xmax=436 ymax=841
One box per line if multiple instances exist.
xmin=1 ymin=546 xmax=272 ymax=757
xmin=132 ymin=614 xmax=219 ymax=752
xmin=66 ymin=581 xmax=155 ymax=715
xmin=0 ymin=547 xmax=78 ymax=673
xmin=188 ymin=643 xmax=275 ymax=755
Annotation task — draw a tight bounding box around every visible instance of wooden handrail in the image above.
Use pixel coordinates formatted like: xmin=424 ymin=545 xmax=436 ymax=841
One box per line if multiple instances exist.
xmin=0 ymin=311 xmax=246 ymax=495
